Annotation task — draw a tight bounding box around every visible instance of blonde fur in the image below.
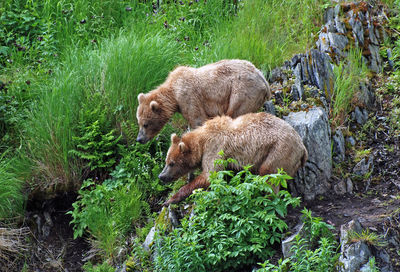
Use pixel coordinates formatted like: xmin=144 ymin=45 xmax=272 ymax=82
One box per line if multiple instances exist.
xmin=136 ymin=59 xmax=271 ymax=143
xmin=160 ymin=112 xmax=308 ymax=205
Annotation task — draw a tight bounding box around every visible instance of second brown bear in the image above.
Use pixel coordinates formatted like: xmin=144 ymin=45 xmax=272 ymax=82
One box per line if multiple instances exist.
xmin=159 ymin=112 xmax=308 ymax=205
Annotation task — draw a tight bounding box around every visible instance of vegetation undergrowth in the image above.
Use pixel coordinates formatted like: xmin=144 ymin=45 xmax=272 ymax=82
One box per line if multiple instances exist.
xmin=153 ymin=163 xmax=301 ymax=272
xmin=256 ymin=208 xmax=339 ymax=272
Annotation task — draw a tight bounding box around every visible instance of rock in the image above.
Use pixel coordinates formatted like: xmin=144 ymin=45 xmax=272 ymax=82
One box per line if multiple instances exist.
xmin=292 ymin=63 xmax=304 ymax=100
xmin=281 ymin=223 xmax=305 ymax=259
xmin=263 ymin=100 xmax=276 ymax=116
xmin=284 ymin=107 xmax=331 ymax=200
xmin=368 ymin=44 xmax=382 ymax=73
xmin=387 ymin=48 xmax=394 ymax=69
xmin=323 ymin=6 xmax=334 ymax=24
xmin=346 ymin=178 xmax=353 ymax=194
xmin=168 ymin=205 xmax=180 ymax=227
xmin=143 ymin=226 xmax=156 ymax=251
xmin=353 ymin=155 xmax=374 ymax=177
xmin=316 ymin=3 xmax=385 ymax=73
xmin=354 ymin=107 xmax=368 ymax=125
xmin=339 ymin=219 xmax=372 ymax=272
xmin=348 ymin=10 xmax=364 ymax=47
xmin=334 ymin=180 xmax=347 ymax=195
xmin=115 ymin=263 xmax=127 ymax=272
xmin=308 ymin=50 xmax=335 ymax=99
xmin=346 ymin=136 xmax=356 ymax=147
xmin=376 ymin=249 xmax=393 ymax=272
xmin=269 ymin=67 xmax=288 ymax=83
xmin=332 ymin=129 xmax=345 ymax=163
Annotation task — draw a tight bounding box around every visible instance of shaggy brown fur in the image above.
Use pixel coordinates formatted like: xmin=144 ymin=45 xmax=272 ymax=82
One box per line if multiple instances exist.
xmin=136 ymin=59 xmax=271 ymax=143
xmin=159 ymin=112 xmax=308 ymax=205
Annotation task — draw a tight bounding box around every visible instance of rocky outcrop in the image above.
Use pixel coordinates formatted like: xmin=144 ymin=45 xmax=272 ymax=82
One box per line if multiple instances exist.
xmin=317 ymin=2 xmax=386 ymax=73
xmin=284 ymin=107 xmax=332 ymax=200
xmin=339 ymin=219 xmax=372 ymax=272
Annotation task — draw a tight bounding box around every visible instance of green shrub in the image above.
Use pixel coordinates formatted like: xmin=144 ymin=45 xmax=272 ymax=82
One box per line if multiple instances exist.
xmin=82 ymin=261 xmax=115 ymax=272
xmin=108 ymin=142 xmax=167 ymax=203
xmin=0 ymin=2 xmax=57 ymax=66
xmin=154 ymin=165 xmax=300 ymax=271
xmin=68 ymin=178 xmax=147 ymax=259
xmin=257 ymin=208 xmax=339 ymax=272
xmin=68 ymin=98 xmax=121 ymax=178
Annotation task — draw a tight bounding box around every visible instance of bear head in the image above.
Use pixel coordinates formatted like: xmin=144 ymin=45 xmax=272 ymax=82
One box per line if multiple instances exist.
xmin=136 ymin=93 xmax=169 ymax=144
xmin=158 ymin=133 xmax=195 ymax=183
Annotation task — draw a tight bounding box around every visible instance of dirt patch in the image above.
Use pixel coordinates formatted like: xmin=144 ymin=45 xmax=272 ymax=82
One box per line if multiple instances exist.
xmin=21 ymin=194 xmax=90 ymax=272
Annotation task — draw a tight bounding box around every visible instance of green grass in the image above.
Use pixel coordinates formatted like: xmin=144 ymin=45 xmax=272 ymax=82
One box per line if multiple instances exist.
xmin=200 ymin=0 xmax=329 ymax=71
xmin=0 ymin=152 xmax=29 ymax=221
xmin=21 ymin=26 xmax=186 ymax=196
xmin=332 ymin=48 xmax=369 ymax=127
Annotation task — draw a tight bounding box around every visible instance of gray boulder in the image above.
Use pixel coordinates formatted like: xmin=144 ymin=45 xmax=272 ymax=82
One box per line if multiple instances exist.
xmin=339 ymin=219 xmax=372 ymax=272
xmin=143 ymin=226 xmax=156 ymax=251
xmin=281 ymin=223 xmax=305 ymax=259
xmin=284 ymin=107 xmax=332 ymax=200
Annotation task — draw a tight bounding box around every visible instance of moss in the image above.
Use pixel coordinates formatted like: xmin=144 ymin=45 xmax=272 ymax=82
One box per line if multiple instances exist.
xmin=155 ymin=206 xmax=173 ymax=232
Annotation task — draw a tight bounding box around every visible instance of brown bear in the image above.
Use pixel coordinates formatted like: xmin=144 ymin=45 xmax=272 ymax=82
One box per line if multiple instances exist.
xmin=136 ymin=59 xmax=271 ymax=143
xmin=159 ymin=112 xmax=308 ymax=205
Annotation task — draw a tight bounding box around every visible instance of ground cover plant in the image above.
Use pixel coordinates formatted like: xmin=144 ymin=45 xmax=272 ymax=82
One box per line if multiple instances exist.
xmin=256 ymin=208 xmax=339 ymax=272
xmin=154 ymin=164 xmax=301 ymax=271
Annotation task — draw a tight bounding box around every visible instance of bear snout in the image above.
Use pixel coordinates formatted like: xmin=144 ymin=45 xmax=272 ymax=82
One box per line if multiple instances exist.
xmin=158 ymin=167 xmax=174 ymax=183
xmin=136 ymin=130 xmax=149 ymax=144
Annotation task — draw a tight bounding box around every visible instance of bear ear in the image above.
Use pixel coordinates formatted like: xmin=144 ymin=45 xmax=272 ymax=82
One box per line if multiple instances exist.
xmin=150 ymin=100 xmax=160 ymax=112
xmin=138 ymin=93 xmax=145 ymax=103
xmin=179 ymin=142 xmax=187 ymax=153
xmin=171 ymin=133 xmax=180 ymax=144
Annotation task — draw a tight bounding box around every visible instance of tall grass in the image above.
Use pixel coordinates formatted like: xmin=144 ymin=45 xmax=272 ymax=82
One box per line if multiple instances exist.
xmin=200 ymin=0 xmax=328 ymax=71
xmin=332 ymin=49 xmax=369 ymax=127
xmin=0 ymin=152 xmax=28 ymax=220
xmin=22 ymin=26 xmax=185 ymax=197
xmin=102 ymin=29 xmax=188 ymax=122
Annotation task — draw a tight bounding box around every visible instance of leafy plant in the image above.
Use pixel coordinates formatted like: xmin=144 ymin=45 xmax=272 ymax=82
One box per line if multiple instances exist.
xmin=69 ymin=119 xmax=121 ymax=176
xmin=257 ymin=208 xmax=339 ymax=272
xmin=107 ymin=142 xmax=166 ymax=203
xmin=154 ymin=163 xmax=300 ymax=271
xmin=82 ymin=261 xmax=114 ymax=272
xmin=68 ymin=178 xmax=147 ymax=259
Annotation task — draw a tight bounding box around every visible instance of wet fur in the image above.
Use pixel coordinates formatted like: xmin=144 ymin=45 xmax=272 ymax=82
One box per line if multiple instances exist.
xmin=160 ymin=112 xmax=308 ymax=205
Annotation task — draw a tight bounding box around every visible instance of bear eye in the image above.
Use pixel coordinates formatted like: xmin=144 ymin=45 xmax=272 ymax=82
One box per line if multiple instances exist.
xmin=169 ymin=162 xmax=175 ymax=167
xmin=143 ymin=123 xmax=148 ymax=129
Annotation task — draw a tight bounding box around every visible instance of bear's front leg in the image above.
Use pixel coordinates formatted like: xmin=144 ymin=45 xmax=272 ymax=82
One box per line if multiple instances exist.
xmin=163 ymin=173 xmax=210 ymax=206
